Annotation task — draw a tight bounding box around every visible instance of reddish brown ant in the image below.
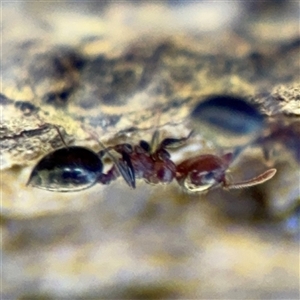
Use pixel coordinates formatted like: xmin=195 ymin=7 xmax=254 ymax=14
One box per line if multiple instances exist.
xmin=27 ymin=95 xmax=276 ymax=192
xmin=27 ymin=128 xmax=276 ymax=193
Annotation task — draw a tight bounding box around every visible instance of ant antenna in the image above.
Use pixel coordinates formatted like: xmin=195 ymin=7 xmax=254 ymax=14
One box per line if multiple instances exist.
xmin=35 ymin=114 xmax=69 ymax=149
xmin=186 ymin=129 xmax=195 ymax=140
xmin=52 ymin=125 xmax=69 ymax=148
xmin=150 ymin=108 xmax=163 ymax=153
xmin=225 ymin=168 xmax=277 ymax=189
xmin=150 ymin=130 xmax=160 ymax=154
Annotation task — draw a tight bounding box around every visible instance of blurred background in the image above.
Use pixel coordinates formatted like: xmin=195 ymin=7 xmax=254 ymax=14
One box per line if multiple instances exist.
xmin=2 ymin=1 xmax=300 ymax=299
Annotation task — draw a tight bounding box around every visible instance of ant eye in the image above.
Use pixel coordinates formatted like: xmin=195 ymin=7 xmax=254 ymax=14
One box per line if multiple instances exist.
xmin=27 ymin=147 xmax=103 ymax=192
xmin=190 ymin=95 xmax=265 ymax=147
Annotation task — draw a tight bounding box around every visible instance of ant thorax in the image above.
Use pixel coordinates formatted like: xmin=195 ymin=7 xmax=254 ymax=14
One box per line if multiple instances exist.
xmin=109 ymin=129 xmax=191 ymax=185
xmin=176 ymin=153 xmax=232 ymax=193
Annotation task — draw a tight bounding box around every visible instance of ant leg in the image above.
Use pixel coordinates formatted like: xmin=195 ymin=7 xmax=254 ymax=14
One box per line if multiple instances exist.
xmin=149 ymin=107 xmax=164 ymax=153
xmin=35 ymin=114 xmax=71 ymax=148
xmin=99 ymin=144 xmax=136 ymax=189
xmin=97 ymin=151 xmax=135 ymax=188
xmin=159 ymin=130 xmax=194 ymax=149
xmin=80 ymin=125 xmax=136 ymax=189
xmin=150 ymin=130 xmax=161 ymax=153
xmin=97 ymin=155 xmax=135 ymax=188
xmin=99 ymin=148 xmax=136 ymax=189
xmin=116 ymin=152 xmax=136 ymax=189
xmin=97 ymin=165 xmax=120 ymax=185
xmin=224 ymin=168 xmax=277 ymax=189
xmin=51 ymin=125 xmax=69 ymax=148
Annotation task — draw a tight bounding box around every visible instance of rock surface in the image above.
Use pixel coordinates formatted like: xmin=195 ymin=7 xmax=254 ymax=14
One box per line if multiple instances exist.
xmin=1 ymin=1 xmax=299 ymax=299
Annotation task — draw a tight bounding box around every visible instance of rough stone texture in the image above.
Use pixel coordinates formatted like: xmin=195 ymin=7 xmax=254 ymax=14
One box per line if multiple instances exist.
xmin=1 ymin=1 xmax=299 ymax=299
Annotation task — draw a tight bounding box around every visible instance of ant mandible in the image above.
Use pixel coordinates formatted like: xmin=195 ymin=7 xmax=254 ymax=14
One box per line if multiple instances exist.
xmin=27 ymin=126 xmax=276 ymax=193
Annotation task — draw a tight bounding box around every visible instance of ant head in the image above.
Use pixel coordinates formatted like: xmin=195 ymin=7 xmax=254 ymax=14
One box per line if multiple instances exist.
xmin=27 ymin=146 xmax=103 ymax=192
xmin=176 ymin=154 xmax=229 ymax=193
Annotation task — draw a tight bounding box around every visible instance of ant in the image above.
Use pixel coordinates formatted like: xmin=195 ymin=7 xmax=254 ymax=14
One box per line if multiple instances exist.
xmin=27 ymin=127 xmax=276 ymax=193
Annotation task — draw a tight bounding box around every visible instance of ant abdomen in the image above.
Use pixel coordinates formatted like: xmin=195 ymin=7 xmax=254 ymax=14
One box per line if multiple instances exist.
xmin=27 ymin=147 xmax=104 ymax=192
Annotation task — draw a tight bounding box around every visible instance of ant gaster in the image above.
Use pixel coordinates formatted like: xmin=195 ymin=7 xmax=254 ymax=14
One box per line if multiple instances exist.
xmin=27 ymin=128 xmax=276 ymax=193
